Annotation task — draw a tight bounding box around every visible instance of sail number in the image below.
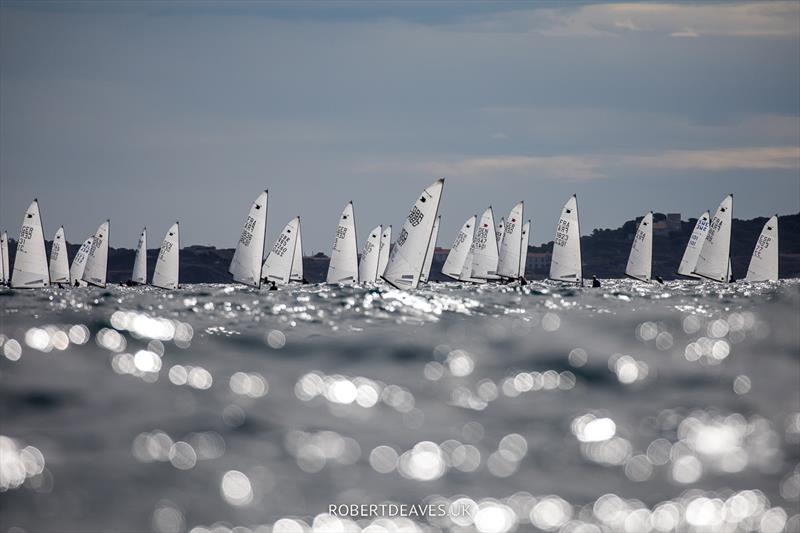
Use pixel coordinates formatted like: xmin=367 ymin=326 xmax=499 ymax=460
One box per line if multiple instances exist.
xmin=239 ymin=216 xmax=256 ymax=246
xmin=272 ymin=233 xmax=291 ymax=257
xmin=555 ymin=220 xmax=570 ymax=247
xmin=18 ymin=225 xmax=33 ymax=251
xmin=408 ymin=207 xmax=424 ymax=227
xmin=753 ymin=235 xmax=772 ymax=258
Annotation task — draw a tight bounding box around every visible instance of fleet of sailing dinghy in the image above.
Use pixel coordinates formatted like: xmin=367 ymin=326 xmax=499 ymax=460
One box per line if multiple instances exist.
xmin=694 ymin=194 xmax=733 ymax=283
xmin=11 ymin=200 xmax=50 ymax=288
xmin=549 ymin=195 xmax=583 ymax=284
xmin=327 ymin=202 xmax=359 ymax=285
xmin=420 ymin=216 xmax=440 ymax=283
xmin=1 ymin=231 xmax=9 ymax=286
xmin=358 ymin=225 xmax=383 ymax=283
xmin=0 ymin=186 xmax=786 ymax=290
xmin=383 ymin=178 xmax=444 ymax=289
xmin=677 ymin=212 xmax=710 ymax=278
xmin=131 ymin=228 xmax=148 ymax=285
xmin=625 ymin=212 xmax=653 ymax=282
xmin=83 ymin=220 xmax=110 ymax=288
xmin=497 ymin=202 xmax=525 ymax=279
xmin=152 ymin=222 xmax=180 ymax=290
xmin=69 ymin=238 xmax=93 ymax=287
xmin=442 ymin=215 xmax=476 ymax=281
xmin=377 ymin=226 xmax=392 ymax=280
xmin=470 ymin=206 xmax=500 ymax=280
xmin=745 ymin=215 xmax=779 ymax=282
xmin=230 ymin=191 xmax=268 ymax=288
xmin=262 ymin=217 xmax=301 ymax=285
xmin=49 ymin=226 xmax=70 ymax=284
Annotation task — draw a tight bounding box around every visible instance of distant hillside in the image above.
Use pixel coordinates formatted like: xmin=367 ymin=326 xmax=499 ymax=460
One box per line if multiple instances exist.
xmin=4 ymin=212 xmax=798 ymax=284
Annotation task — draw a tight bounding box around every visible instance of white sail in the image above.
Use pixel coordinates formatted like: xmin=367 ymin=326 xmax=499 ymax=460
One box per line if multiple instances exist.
xmin=69 ymin=238 xmax=93 ymax=287
xmin=0 ymin=231 xmax=5 ymax=285
xmin=460 ymin=244 xmax=486 ymax=284
xmin=49 ymin=226 xmax=71 ymax=284
xmin=132 ymin=228 xmax=148 ymax=284
xmin=290 ymin=219 xmax=304 ymax=282
xmin=694 ymin=194 xmax=733 ymax=283
xmin=420 ymin=216 xmax=440 ymax=283
xmin=229 ymin=190 xmax=268 ymax=287
xmin=442 ymin=215 xmax=476 ymax=280
xmin=261 ymin=217 xmax=300 ymax=285
xmin=327 ymin=202 xmax=359 ymax=285
xmin=677 ymin=212 xmax=710 ymax=278
xmin=11 ymin=200 xmax=50 ymax=288
xmin=83 ymin=220 xmax=110 ymax=287
xmin=498 ymin=202 xmax=525 ymax=279
xmin=496 ymin=217 xmax=505 ymax=249
xmin=383 ymin=178 xmax=444 ymax=289
xmin=519 ymin=220 xmax=531 ymax=279
xmin=377 ymin=225 xmax=392 ymax=279
xmin=549 ymin=195 xmax=582 ymax=284
xmin=358 ymin=225 xmax=383 ymax=283
xmin=625 ymin=212 xmax=653 ymax=282
xmin=745 ymin=215 xmax=779 ymax=282
xmin=152 ymin=222 xmax=179 ymax=290
xmin=470 ymin=206 xmax=500 ymax=280
xmin=1 ymin=231 xmax=9 ymax=285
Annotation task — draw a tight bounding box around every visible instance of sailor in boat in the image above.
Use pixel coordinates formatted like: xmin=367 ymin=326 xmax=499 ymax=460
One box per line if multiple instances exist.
xmin=269 ymin=281 xmax=278 ymax=291
xmin=591 ymin=275 xmax=601 ymax=288
xmin=74 ymin=279 xmax=80 ymax=287
xmin=519 ymin=276 xmax=527 ymax=286
xmin=655 ymin=276 xmax=665 ymax=284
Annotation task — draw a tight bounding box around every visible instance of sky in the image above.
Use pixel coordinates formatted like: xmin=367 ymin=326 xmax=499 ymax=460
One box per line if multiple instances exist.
xmin=1 ymin=1 xmax=798 ymax=253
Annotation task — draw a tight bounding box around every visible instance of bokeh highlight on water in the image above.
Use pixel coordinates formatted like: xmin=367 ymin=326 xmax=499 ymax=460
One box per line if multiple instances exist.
xmin=0 ymin=280 xmax=798 ymax=533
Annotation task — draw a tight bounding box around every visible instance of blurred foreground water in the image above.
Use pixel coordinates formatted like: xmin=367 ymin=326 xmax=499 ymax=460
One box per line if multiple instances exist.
xmin=1 ymin=280 xmax=799 ymax=533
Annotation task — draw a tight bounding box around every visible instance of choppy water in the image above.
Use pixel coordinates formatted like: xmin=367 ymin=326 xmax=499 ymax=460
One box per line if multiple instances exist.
xmin=1 ymin=280 xmax=799 ymax=533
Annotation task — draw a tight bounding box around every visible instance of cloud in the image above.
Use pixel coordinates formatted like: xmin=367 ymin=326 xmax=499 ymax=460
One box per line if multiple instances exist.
xmin=358 ymin=146 xmax=800 ymax=182
xmin=623 ymin=146 xmax=800 ymax=171
xmin=459 ymin=2 xmax=800 ymax=38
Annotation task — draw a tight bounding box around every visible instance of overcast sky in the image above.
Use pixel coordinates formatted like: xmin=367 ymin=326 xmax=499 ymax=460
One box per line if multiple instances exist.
xmin=1 ymin=1 xmax=798 ymax=253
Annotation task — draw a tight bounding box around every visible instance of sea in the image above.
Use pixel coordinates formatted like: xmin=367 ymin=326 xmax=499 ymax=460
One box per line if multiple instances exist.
xmin=0 ymin=280 xmax=798 ymax=533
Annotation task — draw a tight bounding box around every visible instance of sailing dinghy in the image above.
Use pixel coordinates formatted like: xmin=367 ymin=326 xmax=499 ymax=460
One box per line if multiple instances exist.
xmin=549 ymin=195 xmax=583 ymax=284
xmin=83 ymin=220 xmax=110 ymax=287
xmin=1 ymin=231 xmax=9 ymax=286
xmin=230 ymin=191 xmax=268 ymax=288
xmin=262 ymin=217 xmax=300 ymax=285
xmin=11 ymin=199 xmax=50 ymax=288
xmin=442 ymin=215 xmax=476 ymax=281
xmin=420 ymin=216 xmax=440 ymax=283
xmin=694 ymin=194 xmax=733 ymax=283
xmin=131 ymin=228 xmax=148 ymax=285
xmin=289 ymin=219 xmax=304 ymax=283
xmin=49 ymin=226 xmax=71 ymax=284
xmin=677 ymin=212 xmax=710 ymax=278
xmin=383 ymin=178 xmax=444 ymax=289
xmin=519 ymin=220 xmax=531 ymax=279
xmin=497 ymin=202 xmax=524 ymax=279
xmin=745 ymin=215 xmax=779 ymax=282
xmin=0 ymin=231 xmax=5 ymax=286
xmin=377 ymin=225 xmax=392 ymax=280
xmin=152 ymin=222 xmax=179 ymax=290
xmin=625 ymin=212 xmax=653 ymax=282
xmin=470 ymin=206 xmax=500 ymax=280
xmin=327 ymin=202 xmax=359 ymax=285
xmin=69 ymin=238 xmax=93 ymax=287
xmin=358 ymin=225 xmax=383 ymax=283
